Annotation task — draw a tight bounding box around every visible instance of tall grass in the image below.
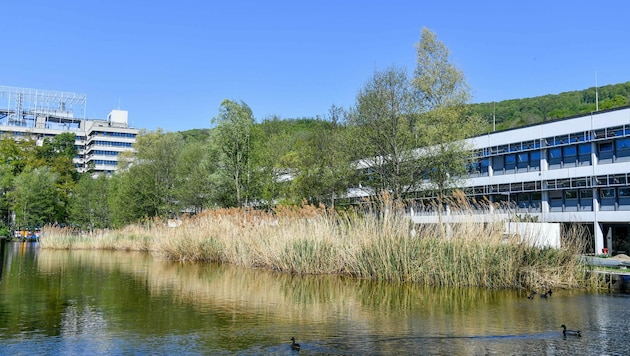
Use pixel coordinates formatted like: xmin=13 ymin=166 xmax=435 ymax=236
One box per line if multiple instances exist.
xmin=40 ymin=197 xmax=602 ymax=290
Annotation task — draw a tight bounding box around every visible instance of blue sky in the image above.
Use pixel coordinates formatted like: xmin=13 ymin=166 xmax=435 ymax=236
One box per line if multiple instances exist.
xmin=2 ymin=1 xmax=629 ymax=132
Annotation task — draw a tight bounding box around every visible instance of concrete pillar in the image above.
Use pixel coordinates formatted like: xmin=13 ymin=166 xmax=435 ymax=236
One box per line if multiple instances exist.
xmin=541 ymin=190 xmax=549 ymax=222
xmin=594 ymin=222 xmax=604 ymax=255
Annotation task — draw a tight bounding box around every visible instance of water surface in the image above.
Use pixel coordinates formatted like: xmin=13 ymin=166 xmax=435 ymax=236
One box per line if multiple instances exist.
xmin=0 ymin=241 xmax=628 ymax=355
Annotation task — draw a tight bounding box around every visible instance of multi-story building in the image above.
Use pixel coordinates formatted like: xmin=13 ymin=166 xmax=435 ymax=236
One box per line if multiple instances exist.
xmin=450 ymin=105 xmax=630 ymax=255
xmin=0 ymin=85 xmax=138 ymax=174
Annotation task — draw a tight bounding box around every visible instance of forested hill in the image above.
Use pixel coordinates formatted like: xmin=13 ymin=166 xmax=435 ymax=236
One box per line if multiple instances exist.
xmin=468 ymin=81 xmax=630 ymax=132
xmin=178 ymin=81 xmax=630 ymax=140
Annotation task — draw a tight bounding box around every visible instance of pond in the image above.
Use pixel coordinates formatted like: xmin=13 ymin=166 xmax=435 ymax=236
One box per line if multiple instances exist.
xmin=1 ymin=241 xmax=629 ymax=355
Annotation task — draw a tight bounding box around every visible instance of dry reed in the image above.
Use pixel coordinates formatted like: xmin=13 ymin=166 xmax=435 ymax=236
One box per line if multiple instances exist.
xmin=40 ymin=197 xmax=602 ymax=291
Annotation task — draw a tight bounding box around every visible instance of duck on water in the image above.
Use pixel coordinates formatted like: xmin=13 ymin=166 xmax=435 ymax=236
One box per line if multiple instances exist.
xmin=290 ymin=337 xmax=301 ymax=351
xmin=561 ymin=324 xmax=581 ymax=337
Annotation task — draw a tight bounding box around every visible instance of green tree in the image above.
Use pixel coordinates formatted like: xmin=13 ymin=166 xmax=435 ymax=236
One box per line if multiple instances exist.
xmin=211 ymin=100 xmax=255 ymax=207
xmin=413 ymin=28 xmax=484 ymax=204
xmin=292 ymin=106 xmax=355 ymax=207
xmin=11 ymin=166 xmax=59 ymax=228
xmin=0 ymin=135 xmax=35 ymax=175
xmin=0 ymin=163 xmax=13 ymax=232
xmin=174 ymin=140 xmax=216 ymax=213
xmin=349 ymin=66 xmax=422 ymax=200
xmin=251 ymin=117 xmax=297 ymax=207
xmin=70 ymin=174 xmax=112 ymax=230
xmin=112 ymin=130 xmax=183 ymax=223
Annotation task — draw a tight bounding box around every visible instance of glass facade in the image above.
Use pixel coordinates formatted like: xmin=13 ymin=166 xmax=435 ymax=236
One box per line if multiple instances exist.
xmin=464 ymin=110 xmax=630 ymax=213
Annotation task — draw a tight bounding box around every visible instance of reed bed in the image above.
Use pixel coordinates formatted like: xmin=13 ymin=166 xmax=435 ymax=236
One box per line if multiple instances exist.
xmin=40 ymin=198 xmax=601 ymax=290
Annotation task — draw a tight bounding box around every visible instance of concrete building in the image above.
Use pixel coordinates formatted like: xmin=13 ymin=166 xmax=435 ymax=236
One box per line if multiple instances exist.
xmin=0 ymin=85 xmax=138 ymax=174
xmin=443 ymin=105 xmax=630 ymax=255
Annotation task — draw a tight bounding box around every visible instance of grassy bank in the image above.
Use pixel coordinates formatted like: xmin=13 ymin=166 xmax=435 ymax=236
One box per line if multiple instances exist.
xmin=40 ymin=200 xmax=602 ymax=291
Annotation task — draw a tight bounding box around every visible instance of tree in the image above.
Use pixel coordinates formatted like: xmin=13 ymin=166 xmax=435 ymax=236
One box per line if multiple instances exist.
xmin=11 ymin=167 xmax=59 ymax=229
xmin=111 ymin=130 xmax=184 ymax=223
xmin=0 ymin=163 xmax=13 ymax=232
xmin=0 ymin=135 xmax=35 ymax=175
xmin=291 ymin=106 xmax=355 ymax=207
xmin=250 ymin=116 xmax=298 ymax=207
xmin=413 ymin=28 xmax=484 ymax=204
xmin=173 ymin=140 xmax=216 ymax=213
xmin=211 ymin=100 xmax=255 ymax=207
xmin=349 ymin=66 xmax=423 ymax=200
xmin=70 ymin=174 xmax=112 ymax=230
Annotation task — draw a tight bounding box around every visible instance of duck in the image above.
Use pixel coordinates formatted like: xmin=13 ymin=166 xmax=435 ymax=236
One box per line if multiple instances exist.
xmin=290 ymin=337 xmax=301 ymax=351
xmin=540 ymin=289 xmax=552 ymax=298
xmin=527 ymin=290 xmax=537 ymax=299
xmin=561 ymin=324 xmax=581 ymax=337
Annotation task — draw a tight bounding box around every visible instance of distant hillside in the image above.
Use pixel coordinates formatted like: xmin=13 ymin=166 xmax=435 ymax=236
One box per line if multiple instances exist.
xmin=468 ymin=81 xmax=630 ymax=132
xmin=178 ymin=81 xmax=630 ymax=140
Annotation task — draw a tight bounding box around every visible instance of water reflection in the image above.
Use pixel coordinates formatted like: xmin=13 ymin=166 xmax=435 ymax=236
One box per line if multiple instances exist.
xmin=0 ymin=239 xmax=5 ymax=282
xmin=0 ymin=244 xmax=628 ymax=355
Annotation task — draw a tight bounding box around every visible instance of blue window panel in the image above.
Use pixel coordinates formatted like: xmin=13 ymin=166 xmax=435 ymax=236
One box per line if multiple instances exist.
xmin=549 ymin=148 xmax=562 ymax=158
xmin=517 ymin=153 xmax=528 ymax=163
xmin=578 ymin=143 xmax=592 ymax=154
xmin=618 ymin=188 xmax=630 ymax=210
xmin=563 ymin=145 xmax=577 ymax=167
xmin=579 ymin=189 xmax=593 ymax=211
xmin=505 ymin=154 xmax=516 ymax=172
xmin=599 ymin=142 xmax=614 ymax=151
xmin=599 ymin=142 xmax=614 ymax=164
xmin=616 ymin=138 xmax=630 ymax=162
xmin=530 ymin=150 xmax=541 ymax=161
xmin=529 ymin=150 xmax=541 ymax=171
xmin=492 ymin=156 xmax=504 ymax=175
xmin=563 ymin=145 xmax=577 ymax=156
xmin=548 ymin=148 xmax=562 ymax=169
xmin=616 ymin=138 xmax=630 ymax=150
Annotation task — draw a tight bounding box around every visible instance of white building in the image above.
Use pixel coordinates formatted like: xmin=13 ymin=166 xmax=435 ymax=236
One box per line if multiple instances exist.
xmin=449 ymin=105 xmax=630 ymax=255
xmin=0 ymin=86 xmax=138 ymax=174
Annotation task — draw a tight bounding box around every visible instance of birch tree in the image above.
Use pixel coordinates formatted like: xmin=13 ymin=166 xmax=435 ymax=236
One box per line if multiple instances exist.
xmin=413 ymin=27 xmax=484 ymax=202
xmin=211 ymin=100 xmax=255 ymax=207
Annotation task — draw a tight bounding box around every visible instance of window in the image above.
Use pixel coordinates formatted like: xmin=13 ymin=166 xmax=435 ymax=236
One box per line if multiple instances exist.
xmin=599 ymin=142 xmax=614 ymax=152
xmin=549 ymin=147 xmax=562 ymax=158
xmin=548 ymin=147 xmax=562 ymax=168
xmin=619 ymin=188 xmax=630 ymax=197
xmin=580 ymin=189 xmax=593 ymax=199
xmin=616 ymin=138 xmax=630 ymax=150
xmin=616 ymin=138 xmax=630 ymax=161
xmin=601 ymin=188 xmax=615 ymax=198
xmin=517 ymin=192 xmax=530 ymax=209
xmin=563 ymin=145 xmax=577 ymax=167
xmin=480 ymin=158 xmax=489 ymax=175
xmin=529 ymin=150 xmax=541 ymax=170
xmin=573 ymin=177 xmax=588 ymax=187
xmin=549 ymin=191 xmax=563 ymax=211
xmin=578 ymin=143 xmax=592 ymax=163
xmin=505 ymin=154 xmax=516 ymax=171
xmin=565 ymin=190 xmax=578 ymax=200
xmin=563 ymin=146 xmax=577 ymax=156
xmin=492 ymin=155 xmax=504 ymax=174
xmin=599 ymin=141 xmax=614 ymax=163
xmin=468 ymin=161 xmax=479 ymax=175
xmin=516 ymin=152 xmax=527 ymax=162
xmin=514 ymin=152 xmax=527 ymax=172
